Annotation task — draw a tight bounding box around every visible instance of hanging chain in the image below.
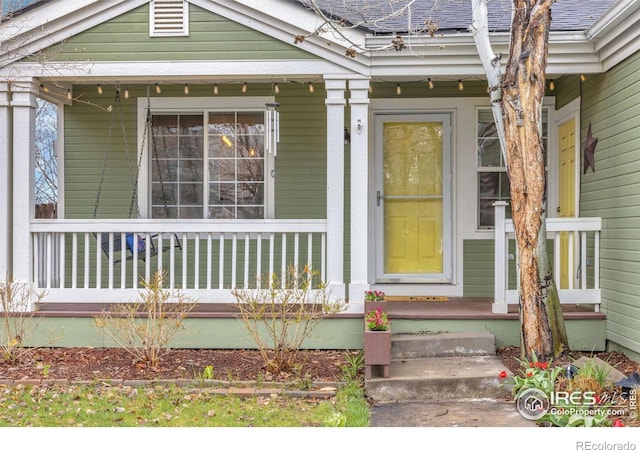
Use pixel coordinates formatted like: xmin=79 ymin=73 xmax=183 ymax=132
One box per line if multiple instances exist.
xmin=92 ymin=85 xmax=119 ymax=219
xmin=128 ymin=84 xmax=151 ymax=219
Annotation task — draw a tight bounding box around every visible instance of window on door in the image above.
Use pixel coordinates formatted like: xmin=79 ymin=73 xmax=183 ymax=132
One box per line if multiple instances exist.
xmin=476 ymin=107 xmax=548 ymax=228
xmin=149 ymin=106 xmax=269 ymax=219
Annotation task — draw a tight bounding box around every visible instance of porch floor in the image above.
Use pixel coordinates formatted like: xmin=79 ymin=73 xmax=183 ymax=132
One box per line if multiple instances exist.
xmin=385 ymin=297 xmax=604 ymax=320
xmin=34 ymin=297 xmax=604 ymax=320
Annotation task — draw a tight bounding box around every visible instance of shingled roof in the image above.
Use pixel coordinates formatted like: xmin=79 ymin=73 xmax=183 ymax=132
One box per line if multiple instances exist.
xmin=292 ymin=0 xmax=617 ymax=34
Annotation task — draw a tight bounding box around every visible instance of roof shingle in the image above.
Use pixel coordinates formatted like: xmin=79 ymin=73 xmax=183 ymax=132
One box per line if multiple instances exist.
xmin=293 ymin=0 xmax=617 ymax=34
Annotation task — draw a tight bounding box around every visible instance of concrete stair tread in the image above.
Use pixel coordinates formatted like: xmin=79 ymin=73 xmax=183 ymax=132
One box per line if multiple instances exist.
xmin=369 ymin=399 xmax=535 ymax=427
xmin=386 ymin=355 xmax=510 ymax=380
xmin=391 ymin=331 xmax=496 ymax=359
xmin=365 ymin=333 xmax=513 ymax=403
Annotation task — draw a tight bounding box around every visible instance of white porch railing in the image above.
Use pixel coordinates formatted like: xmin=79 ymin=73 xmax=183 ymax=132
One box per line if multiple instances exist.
xmin=30 ymin=219 xmax=327 ymax=303
xmin=493 ymin=202 xmax=601 ymax=314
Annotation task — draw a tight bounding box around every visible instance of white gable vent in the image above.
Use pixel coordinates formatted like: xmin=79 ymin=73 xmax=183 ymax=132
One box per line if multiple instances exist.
xmin=150 ymin=0 xmax=189 ymax=37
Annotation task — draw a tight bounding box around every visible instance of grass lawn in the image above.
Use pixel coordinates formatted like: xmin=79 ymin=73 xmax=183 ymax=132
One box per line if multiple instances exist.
xmin=0 ymin=380 xmax=369 ymax=427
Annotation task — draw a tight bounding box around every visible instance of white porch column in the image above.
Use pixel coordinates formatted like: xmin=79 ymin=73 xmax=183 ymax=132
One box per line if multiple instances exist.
xmin=11 ymin=80 xmax=38 ymax=287
xmin=324 ymin=77 xmax=346 ymax=299
xmin=493 ymin=201 xmax=509 ymax=314
xmin=0 ymin=83 xmax=11 ymax=279
xmin=347 ymin=78 xmax=370 ymax=308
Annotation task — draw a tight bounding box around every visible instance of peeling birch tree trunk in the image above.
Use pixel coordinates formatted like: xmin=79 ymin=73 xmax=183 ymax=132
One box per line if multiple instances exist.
xmin=471 ymin=0 xmax=568 ymax=359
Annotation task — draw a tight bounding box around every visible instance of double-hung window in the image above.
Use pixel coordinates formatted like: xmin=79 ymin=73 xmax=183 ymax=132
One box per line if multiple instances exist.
xmin=143 ymin=97 xmax=273 ymax=219
xmin=476 ymin=107 xmax=548 ymax=228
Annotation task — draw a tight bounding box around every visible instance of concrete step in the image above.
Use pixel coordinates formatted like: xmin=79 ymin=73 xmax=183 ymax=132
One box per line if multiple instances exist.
xmin=369 ymin=398 xmax=535 ymax=427
xmin=365 ymin=355 xmax=513 ymax=403
xmin=391 ymin=331 xmax=496 ymax=359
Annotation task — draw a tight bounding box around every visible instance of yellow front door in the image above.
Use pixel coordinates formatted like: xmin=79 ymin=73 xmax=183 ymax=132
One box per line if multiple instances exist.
xmin=558 ymin=119 xmax=576 ymax=288
xmin=377 ymin=115 xmax=451 ymax=282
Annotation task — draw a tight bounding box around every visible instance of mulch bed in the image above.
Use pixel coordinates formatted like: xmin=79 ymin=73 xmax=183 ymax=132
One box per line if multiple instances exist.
xmin=0 ymin=347 xmax=348 ymax=383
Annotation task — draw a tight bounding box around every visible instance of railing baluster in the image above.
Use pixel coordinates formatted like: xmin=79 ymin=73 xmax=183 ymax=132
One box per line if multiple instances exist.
xmin=581 ymin=231 xmax=587 ymax=289
xmin=182 ymin=233 xmax=188 ymax=289
xmin=170 ymin=233 xmax=175 ymax=290
xmin=294 ymin=232 xmax=299 ymax=272
xmin=108 ymin=233 xmax=114 ymax=289
xmin=72 ymin=232 xmax=78 ymax=289
xmin=321 ymin=233 xmax=326 ymax=283
xmin=219 ymin=233 xmax=225 ymax=289
xmin=281 ymin=233 xmax=287 ymax=288
xmin=554 ymin=232 xmax=561 ymax=288
xmin=269 ymin=233 xmax=275 ymax=280
xmin=594 ymin=231 xmax=600 ymax=290
xmin=132 ymin=234 xmax=138 ymax=289
xmin=120 ymin=232 xmax=126 ymax=289
xmin=231 ymin=233 xmax=237 ymax=289
xmin=206 ymin=232 xmax=212 ymax=290
xmin=256 ymin=233 xmax=262 ymax=288
xmin=59 ymin=233 xmax=65 ymax=289
xmin=307 ymin=233 xmax=313 ymax=284
xmin=45 ymin=232 xmax=52 ymax=289
xmin=244 ymin=233 xmax=250 ymax=288
xmin=32 ymin=233 xmax=39 ymax=288
xmin=84 ymin=233 xmax=90 ymax=289
xmin=96 ymin=232 xmax=102 ymax=289
xmin=194 ymin=233 xmax=200 ymax=289
xmin=568 ymin=231 xmax=575 ymax=290
xmin=157 ymin=233 xmax=163 ymax=275
xmin=145 ymin=232 xmax=151 ymax=283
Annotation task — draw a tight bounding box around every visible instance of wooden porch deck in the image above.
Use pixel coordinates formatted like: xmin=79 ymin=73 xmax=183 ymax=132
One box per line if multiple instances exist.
xmin=34 ymin=297 xmax=604 ymax=320
xmin=384 ymin=297 xmax=604 ymax=320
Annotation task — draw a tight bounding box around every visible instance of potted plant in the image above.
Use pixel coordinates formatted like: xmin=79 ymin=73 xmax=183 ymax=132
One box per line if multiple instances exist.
xmin=364 ymin=290 xmax=386 ymax=315
xmin=364 ymin=307 xmax=391 ymax=379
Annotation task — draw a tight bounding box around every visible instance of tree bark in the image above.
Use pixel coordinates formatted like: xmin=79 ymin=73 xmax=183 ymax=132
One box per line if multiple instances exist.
xmin=501 ymin=0 xmax=554 ymax=360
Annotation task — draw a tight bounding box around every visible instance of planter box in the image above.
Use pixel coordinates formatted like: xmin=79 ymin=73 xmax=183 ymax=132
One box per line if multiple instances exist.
xmin=364 ymin=328 xmax=391 ymax=379
xmin=364 ymin=300 xmax=387 ymax=315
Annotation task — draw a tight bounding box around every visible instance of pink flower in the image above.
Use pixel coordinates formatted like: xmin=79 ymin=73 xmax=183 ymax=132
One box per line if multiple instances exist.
xmin=613 ymin=419 xmax=625 ymax=427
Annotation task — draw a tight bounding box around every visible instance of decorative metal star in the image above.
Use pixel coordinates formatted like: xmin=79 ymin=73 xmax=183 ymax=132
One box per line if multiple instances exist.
xmin=583 ymin=122 xmax=598 ymax=174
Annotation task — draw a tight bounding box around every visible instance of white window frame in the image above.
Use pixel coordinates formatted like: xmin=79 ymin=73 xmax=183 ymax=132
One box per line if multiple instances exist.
xmin=137 ymin=96 xmax=275 ymax=219
xmin=149 ymin=0 xmax=189 ymax=37
xmin=475 ymin=100 xmax=555 ymax=230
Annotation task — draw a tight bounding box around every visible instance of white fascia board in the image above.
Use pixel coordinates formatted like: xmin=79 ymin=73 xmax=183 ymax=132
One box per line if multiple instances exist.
xmin=210 ymin=0 xmax=367 ymax=49
xmin=592 ymin=8 xmax=640 ymax=70
xmin=6 ymin=59 xmax=356 ymax=81
xmin=368 ymin=32 xmax=599 ymax=78
xmin=0 ymin=0 xmax=148 ymax=67
xmin=190 ymin=0 xmax=369 ymax=75
xmin=0 ymin=0 xmax=100 ymax=39
xmin=587 ymin=0 xmax=640 ymax=40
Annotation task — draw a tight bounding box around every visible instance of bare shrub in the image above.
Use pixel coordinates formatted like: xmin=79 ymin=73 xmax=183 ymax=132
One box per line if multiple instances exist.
xmin=93 ymin=271 xmax=197 ymax=368
xmin=0 ymin=280 xmax=47 ymax=364
xmin=232 ymin=266 xmax=346 ymax=373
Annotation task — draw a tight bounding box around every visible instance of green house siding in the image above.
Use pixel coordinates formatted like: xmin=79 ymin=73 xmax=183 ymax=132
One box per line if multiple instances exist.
xmin=47 ymin=4 xmax=316 ymax=62
xmin=63 ymin=83 xmax=329 ymax=287
xmin=580 ymin=48 xmax=640 ymax=354
xmin=65 ymin=83 xmax=327 ymax=219
xmin=554 ymin=76 xmax=580 ymax=110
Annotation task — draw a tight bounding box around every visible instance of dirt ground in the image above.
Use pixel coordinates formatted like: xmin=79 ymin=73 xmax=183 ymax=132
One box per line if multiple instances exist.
xmin=0 ymin=347 xmax=349 ymax=383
